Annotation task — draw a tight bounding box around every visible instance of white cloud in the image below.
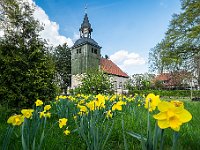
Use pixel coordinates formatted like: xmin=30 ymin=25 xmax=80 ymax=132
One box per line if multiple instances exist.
xmin=0 ymin=0 xmax=73 ymax=47
xmin=110 ymin=50 xmax=145 ymax=66
xmin=25 ymin=0 xmax=73 ymax=47
xmin=110 ymin=50 xmax=147 ymax=75
xmin=32 ymin=3 xmax=73 ymax=47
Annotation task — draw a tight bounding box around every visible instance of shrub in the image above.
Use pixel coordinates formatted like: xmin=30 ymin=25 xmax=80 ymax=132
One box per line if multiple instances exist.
xmin=128 ymin=90 xmax=200 ymax=98
xmin=74 ymin=69 xmax=114 ymax=95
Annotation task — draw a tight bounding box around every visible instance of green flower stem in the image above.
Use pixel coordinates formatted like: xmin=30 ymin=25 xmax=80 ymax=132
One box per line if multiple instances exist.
xmin=122 ymin=115 xmax=128 ymax=150
xmin=147 ymin=99 xmax=152 ymax=149
xmin=159 ymin=129 xmax=165 ymax=150
xmin=171 ymin=131 xmax=179 ymax=150
xmin=2 ymin=126 xmax=15 ymax=150
xmin=153 ymin=122 xmax=159 ymax=150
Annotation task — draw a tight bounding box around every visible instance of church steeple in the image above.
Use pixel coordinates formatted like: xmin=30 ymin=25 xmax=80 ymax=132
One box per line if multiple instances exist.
xmin=71 ymin=10 xmax=101 ymax=77
xmin=79 ymin=13 xmax=93 ymax=38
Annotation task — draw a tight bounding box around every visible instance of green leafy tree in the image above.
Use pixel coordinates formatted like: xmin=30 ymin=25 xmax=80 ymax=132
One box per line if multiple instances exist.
xmin=0 ymin=0 xmax=58 ymax=107
xmin=75 ymin=69 xmax=114 ymax=95
xmin=53 ymin=43 xmax=71 ymax=94
xmin=149 ymin=0 xmax=200 ymax=87
xmin=126 ymin=73 xmax=154 ymax=91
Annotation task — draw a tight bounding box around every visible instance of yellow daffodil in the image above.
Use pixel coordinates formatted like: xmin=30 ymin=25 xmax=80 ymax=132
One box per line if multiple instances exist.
xmin=60 ymin=95 xmax=67 ymax=99
xmin=55 ymin=96 xmax=59 ymax=101
xmin=83 ymin=95 xmax=89 ymax=100
xmin=59 ymin=118 xmax=68 ymax=128
xmin=117 ymin=101 xmax=126 ymax=105
xmin=153 ymin=101 xmax=192 ymax=131
xmin=119 ymin=96 xmax=122 ymax=101
xmin=170 ymin=100 xmax=184 ymax=108
xmin=86 ymin=101 xmax=96 ymax=111
xmin=45 ymin=112 xmax=51 ymax=118
xmin=21 ymin=109 xmax=34 ymax=119
xmin=39 ymin=111 xmax=51 ymax=118
xmin=39 ymin=111 xmax=45 ymax=118
xmin=68 ymin=96 xmax=76 ymax=101
xmin=64 ymin=129 xmax=70 ymax=135
xmin=96 ymin=94 xmax=106 ymax=109
xmin=76 ymin=94 xmax=81 ymax=97
xmin=112 ymin=101 xmax=126 ymax=111
xmin=77 ymin=104 xmax=88 ymax=113
xmin=112 ymin=104 xmax=122 ymax=111
xmin=78 ymin=99 xmax=85 ymax=105
xmin=44 ymin=105 xmax=51 ymax=111
xmin=144 ymin=93 xmax=161 ymax=112
xmin=110 ymin=95 xmax=117 ymax=102
xmin=35 ymin=99 xmax=43 ymax=107
xmin=106 ymin=110 xmax=113 ymax=119
xmin=56 ymin=95 xmax=67 ymax=101
xmin=96 ymin=94 xmax=105 ymax=101
xmin=126 ymin=97 xmax=133 ymax=102
xmin=7 ymin=115 xmax=24 ymax=126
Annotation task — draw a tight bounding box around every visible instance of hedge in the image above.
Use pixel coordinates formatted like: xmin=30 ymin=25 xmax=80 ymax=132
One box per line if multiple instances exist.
xmin=128 ymin=90 xmax=200 ymax=98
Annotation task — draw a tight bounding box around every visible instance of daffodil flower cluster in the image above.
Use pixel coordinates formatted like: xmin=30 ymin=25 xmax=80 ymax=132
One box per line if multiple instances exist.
xmin=59 ymin=118 xmax=70 ymax=136
xmin=7 ymin=109 xmax=34 ymax=126
xmin=74 ymin=94 xmax=131 ymax=119
xmin=7 ymin=99 xmax=53 ymax=126
xmin=143 ymin=93 xmax=192 ymax=131
xmin=153 ymin=101 xmax=192 ymax=131
xmin=39 ymin=104 xmax=51 ymax=118
xmin=4 ymin=93 xmax=193 ymax=149
xmin=144 ymin=93 xmax=161 ymax=112
xmin=35 ymin=99 xmax=52 ymax=118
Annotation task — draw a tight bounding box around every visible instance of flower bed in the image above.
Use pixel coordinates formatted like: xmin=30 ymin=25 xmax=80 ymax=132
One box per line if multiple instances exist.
xmin=1 ymin=93 xmax=195 ymax=149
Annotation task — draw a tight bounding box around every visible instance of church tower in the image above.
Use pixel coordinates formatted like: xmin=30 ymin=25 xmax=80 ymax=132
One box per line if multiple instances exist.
xmin=71 ymin=13 xmax=101 ymax=76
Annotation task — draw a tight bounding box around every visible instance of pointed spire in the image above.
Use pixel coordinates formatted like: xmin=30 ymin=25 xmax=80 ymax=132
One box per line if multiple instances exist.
xmin=81 ymin=13 xmax=91 ymax=29
xmin=79 ymin=8 xmax=93 ymax=38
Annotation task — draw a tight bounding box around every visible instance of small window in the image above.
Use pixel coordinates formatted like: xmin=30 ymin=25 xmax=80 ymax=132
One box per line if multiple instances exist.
xmin=79 ymin=49 xmax=81 ymax=53
xmin=76 ymin=49 xmax=79 ymax=54
xmin=94 ymin=49 xmax=97 ymax=54
xmin=91 ymin=48 xmax=94 ymax=53
xmin=119 ymin=82 xmax=122 ymax=88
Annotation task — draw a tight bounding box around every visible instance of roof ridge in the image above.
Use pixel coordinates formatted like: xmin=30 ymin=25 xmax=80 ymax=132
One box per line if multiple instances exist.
xmin=100 ymin=58 xmax=128 ymax=77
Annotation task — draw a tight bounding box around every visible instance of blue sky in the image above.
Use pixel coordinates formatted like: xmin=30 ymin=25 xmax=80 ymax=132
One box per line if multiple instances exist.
xmin=33 ymin=0 xmax=181 ymax=75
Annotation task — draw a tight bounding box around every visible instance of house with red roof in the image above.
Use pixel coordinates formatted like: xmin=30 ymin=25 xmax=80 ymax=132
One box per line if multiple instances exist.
xmin=71 ymin=13 xmax=129 ymax=92
xmin=153 ymin=71 xmax=193 ymax=89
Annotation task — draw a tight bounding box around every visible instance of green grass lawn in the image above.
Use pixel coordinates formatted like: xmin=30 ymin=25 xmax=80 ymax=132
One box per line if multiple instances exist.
xmin=0 ymin=97 xmax=199 ymax=150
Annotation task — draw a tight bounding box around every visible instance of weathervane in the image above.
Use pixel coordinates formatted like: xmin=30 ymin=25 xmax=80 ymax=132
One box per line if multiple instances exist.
xmin=85 ymin=4 xmax=87 ymax=14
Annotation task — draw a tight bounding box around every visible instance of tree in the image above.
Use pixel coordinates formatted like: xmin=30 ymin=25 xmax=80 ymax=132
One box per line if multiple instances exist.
xmin=105 ymin=55 xmax=109 ymax=59
xmin=75 ymin=69 xmax=114 ymax=95
xmin=149 ymin=0 xmax=200 ymax=87
xmin=53 ymin=43 xmax=71 ymax=94
xmin=0 ymin=0 xmax=58 ymax=107
xmin=127 ymin=73 xmax=155 ymax=90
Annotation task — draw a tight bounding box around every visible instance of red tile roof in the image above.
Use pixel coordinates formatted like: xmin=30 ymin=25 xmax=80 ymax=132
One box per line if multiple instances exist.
xmin=100 ymin=58 xmax=129 ymax=78
xmin=154 ymin=71 xmax=191 ymax=87
xmin=155 ymin=73 xmax=171 ymax=81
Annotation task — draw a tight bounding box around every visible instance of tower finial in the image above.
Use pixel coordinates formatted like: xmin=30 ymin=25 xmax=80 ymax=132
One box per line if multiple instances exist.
xmin=85 ymin=4 xmax=87 ymax=14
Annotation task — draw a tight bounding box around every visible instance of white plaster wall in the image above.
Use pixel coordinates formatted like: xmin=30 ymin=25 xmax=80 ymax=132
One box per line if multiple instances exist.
xmin=109 ymin=75 xmax=129 ymax=94
xmin=71 ymin=73 xmax=129 ymax=94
